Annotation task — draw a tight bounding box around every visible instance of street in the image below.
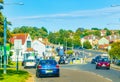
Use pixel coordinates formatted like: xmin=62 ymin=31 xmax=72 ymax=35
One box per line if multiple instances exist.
xmin=23 ymin=49 xmax=120 ymax=82
xmin=61 ymin=63 xmax=120 ymax=82
xmin=24 ymin=67 xmax=111 ymax=82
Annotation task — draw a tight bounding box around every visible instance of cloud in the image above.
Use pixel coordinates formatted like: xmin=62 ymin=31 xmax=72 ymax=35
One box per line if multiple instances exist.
xmin=8 ymin=6 xmax=120 ymax=21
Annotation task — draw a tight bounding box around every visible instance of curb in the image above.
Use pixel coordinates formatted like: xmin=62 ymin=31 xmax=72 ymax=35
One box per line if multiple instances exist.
xmin=111 ymin=64 xmax=120 ymax=70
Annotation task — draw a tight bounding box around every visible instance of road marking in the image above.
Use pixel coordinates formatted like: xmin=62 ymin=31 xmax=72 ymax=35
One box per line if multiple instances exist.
xmin=105 ymin=78 xmax=113 ymax=82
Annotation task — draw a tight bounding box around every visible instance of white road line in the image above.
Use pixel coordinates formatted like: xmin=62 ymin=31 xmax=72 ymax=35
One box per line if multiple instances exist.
xmin=105 ymin=78 xmax=113 ymax=82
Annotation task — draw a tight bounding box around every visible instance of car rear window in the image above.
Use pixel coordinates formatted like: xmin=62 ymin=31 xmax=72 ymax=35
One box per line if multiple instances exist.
xmin=40 ymin=60 xmax=57 ymax=65
xmin=98 ymin=58 xmax=109 ymax=62
xmin=26 ymin=60 xmax=35 ymax=62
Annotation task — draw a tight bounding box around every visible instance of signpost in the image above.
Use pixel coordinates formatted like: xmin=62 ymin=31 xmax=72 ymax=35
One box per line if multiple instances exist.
xmin=14 ymin=39 xmax=22 ymax=71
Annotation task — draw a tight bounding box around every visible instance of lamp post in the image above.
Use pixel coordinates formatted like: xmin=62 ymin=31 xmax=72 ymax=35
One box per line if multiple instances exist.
xmin=0 ymin=44 xmax=2 ymax=68
xmin=1 ymin=2 xmax=24 ymax=74
xmin=3 ymin=17 xmax=7 ymax=74
xmin=0 ymin=4 xmax=3 ymax=69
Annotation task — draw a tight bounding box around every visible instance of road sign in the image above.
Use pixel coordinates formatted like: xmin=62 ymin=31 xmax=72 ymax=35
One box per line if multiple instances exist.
xmin=14 ymin=39 xmax=22 ymax=50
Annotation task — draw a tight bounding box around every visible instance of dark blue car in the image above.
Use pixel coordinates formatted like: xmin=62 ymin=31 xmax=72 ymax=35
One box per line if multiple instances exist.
xmin=36 ymin=59 xmax=60 ymax=77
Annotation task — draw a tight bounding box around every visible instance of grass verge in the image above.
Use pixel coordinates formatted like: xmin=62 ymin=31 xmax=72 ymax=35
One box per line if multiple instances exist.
xmin=0 ymin=68 xmax=30 ymax=82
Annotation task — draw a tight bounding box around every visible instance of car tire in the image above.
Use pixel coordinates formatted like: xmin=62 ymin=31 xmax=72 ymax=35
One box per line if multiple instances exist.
xmin=56 ymin=74 xmax=60 ymax=77
xmin=36 ymin=72 xmax=39 ymax=78
xmin=96 ymin=66 xmax=98 ymax=69
xmin=106 ymin=67 xmax=110 ymax=70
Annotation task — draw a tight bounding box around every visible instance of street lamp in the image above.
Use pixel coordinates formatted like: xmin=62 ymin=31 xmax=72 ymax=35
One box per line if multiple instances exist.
xmin=3 ymin=17 xmax=7 ymax=74
xmin=3 ymin=2 xmax=24 ymax=5
xmin=1 ymin=2 xmax=24 ymax=74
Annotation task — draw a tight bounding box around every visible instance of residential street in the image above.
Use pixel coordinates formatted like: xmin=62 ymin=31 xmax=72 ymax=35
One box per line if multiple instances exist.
xmin=24 ymin=68 xmax=111 ymax=82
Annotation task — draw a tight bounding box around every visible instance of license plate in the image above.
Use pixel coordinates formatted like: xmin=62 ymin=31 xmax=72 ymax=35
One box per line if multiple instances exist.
xmin=102 ymin=64 xmax=106 ymax=67
xmin=46 ymin=70 xmax=53 ymax=73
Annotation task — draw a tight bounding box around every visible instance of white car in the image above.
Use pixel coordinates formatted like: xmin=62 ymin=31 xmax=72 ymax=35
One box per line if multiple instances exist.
xmin=24 ymin=60 xmax=36 ymax=68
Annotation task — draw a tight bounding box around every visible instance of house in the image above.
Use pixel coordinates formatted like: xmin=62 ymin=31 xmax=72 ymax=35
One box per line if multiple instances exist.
xmin=32 ymin=38 xmax=45 ymax=58
xmin=32 ymin=38 xmax=53 ymax=58
xmin=98 ymin=37 xmax=109 ymax=49
xmin=100 ymin=30 xmax=106 ymax=36
xmin=81 ymin=35 xmax=99 ymax=48
xmin=9 ymin=33 xmax=32 ymax=61
xmin=106 ymin=35 xmax=120 ymax=43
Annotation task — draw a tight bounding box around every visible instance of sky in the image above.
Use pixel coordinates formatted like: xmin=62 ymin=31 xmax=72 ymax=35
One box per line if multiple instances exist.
xmin=2 ymin=0 xmax=120 ymax=32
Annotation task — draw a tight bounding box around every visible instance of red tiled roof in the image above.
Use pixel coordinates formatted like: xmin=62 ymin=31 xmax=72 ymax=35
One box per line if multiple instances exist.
xmin=99 ymin=44 xmax=109 ymax=49
xmin=9 ymin=33 xmax=28 ymax=45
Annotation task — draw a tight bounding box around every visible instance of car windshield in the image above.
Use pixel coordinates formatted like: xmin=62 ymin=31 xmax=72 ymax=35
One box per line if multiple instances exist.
xmin=40 ymin=60 xmax=57 ymax=65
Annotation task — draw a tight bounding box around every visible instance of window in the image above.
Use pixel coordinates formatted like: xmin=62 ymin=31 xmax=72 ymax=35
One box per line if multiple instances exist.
xmin=27 ymin=41 xmax=31 ymax=48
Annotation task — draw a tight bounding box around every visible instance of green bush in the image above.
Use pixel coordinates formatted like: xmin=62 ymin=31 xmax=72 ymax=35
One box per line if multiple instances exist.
xmin=66 ymin=50 xmax=74 ymax=55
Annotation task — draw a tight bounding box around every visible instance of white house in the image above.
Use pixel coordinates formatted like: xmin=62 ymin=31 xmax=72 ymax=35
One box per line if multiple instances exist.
xmin=32 ymin=39 xmax=45 ymax=58
xmin=9 ymin=33 xmax=32 ymax=61
xmin=98 ymin=37 xmax=109 ymax=49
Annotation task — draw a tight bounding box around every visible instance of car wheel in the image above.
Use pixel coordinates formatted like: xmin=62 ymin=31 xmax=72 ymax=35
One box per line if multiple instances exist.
xmin=106 ymin=67 xmax=110 ymax=70
xmin=96 ymin=66 xmax=98 ymax=69
xmin=56 ymin=74 xmax=60 ymax=77
xmin=36 ymin=72 xmax=39 ymax=78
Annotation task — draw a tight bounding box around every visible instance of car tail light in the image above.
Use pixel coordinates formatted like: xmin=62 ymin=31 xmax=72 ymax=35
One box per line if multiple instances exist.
xmin=37 ymin=65 xmax=42 ymax=69
xmin=56 ymin=65 xmax=59 ymax=68
xmin=97 ymin=63 xmax=101 ymax=65
xmin=106 ymin=63 xmax=110 ymax=66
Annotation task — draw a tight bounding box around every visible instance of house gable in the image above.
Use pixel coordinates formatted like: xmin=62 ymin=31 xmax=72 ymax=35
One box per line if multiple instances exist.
xmin=98 ymin=37 xmax=109 ymax=45
xmin=9 ymin=33 xmax=29 ymax=45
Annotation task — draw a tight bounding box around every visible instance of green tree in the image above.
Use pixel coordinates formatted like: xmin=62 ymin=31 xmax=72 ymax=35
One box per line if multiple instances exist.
xmin=106 ymin=30 xmax=112 ymax=36
xmin=73 ymin=32 xmax=81 ymax=48
xmin=83 ymin=40 xmax=92 ymax=49
xmin=12 ymin=26 xmax=48 ymax=39
xmin=0 ymin=0 xmax=12 ymax=44
xmin=109 ymin=42 xmax=120 ymax=59
xmin=0 ymin=0 xmax=3 ymax=3
xmin=91 ymin=27 xmax=99 ymax=30
xmin=93 ymin=30 xmax=101 ymax=37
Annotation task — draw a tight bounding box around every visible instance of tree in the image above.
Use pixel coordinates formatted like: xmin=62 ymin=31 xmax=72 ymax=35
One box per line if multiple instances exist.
xmin=12 ymin=26 xmax=48 ymax=39
xmin=0 ymin=0 xmax=12 ymax=44
xmin=83 ymin=40 xmax=92 ymax=49
xmin=0 ymin=0 xmax=3 ymax=3
xmin=109 ymin=42 xmax=120 ymax=59
xmin=106 ymin=30 xmax=112 ymax=36
xmin=93 ymin=30 xmax=101 ymax=37
xmin=91 ymin=27 xmax=99 ymax=30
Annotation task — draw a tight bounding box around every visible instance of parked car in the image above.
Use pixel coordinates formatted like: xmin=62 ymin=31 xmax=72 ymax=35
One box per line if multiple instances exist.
xmin=96 ymin=58 xmax=110 ymax=70
xmin=58 ymin=56 xmax=68 ymax=64
xmin=91 ymin=55 xmax=101 ymax=64
xmin=36 ymin=59 xmax=60 ymax=77
xmin=24 ymin=59 xmax=36 ymax=68
xmin=115 ymin=60 xmax=120 ymax=65
xmin=91 ymin=58 xmax=96 ymax=64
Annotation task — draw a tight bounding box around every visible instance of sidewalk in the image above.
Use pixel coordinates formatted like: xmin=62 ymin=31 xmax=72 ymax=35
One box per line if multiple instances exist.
xmin=111 ymin=64 xmax=120 ymax=70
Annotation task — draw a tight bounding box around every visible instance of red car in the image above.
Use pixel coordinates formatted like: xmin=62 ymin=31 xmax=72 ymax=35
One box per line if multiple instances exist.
xmin=96 ymin=58 xmax=110 ymax=70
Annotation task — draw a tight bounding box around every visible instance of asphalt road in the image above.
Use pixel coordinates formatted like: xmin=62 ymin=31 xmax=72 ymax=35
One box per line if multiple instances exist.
xmin=61 ymin=63 xmax=120 ymax=82
xmin=24 ymin=67 xmax=111 ymax=82
xmin=24 ymin=49 xmax=120 ymax=82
